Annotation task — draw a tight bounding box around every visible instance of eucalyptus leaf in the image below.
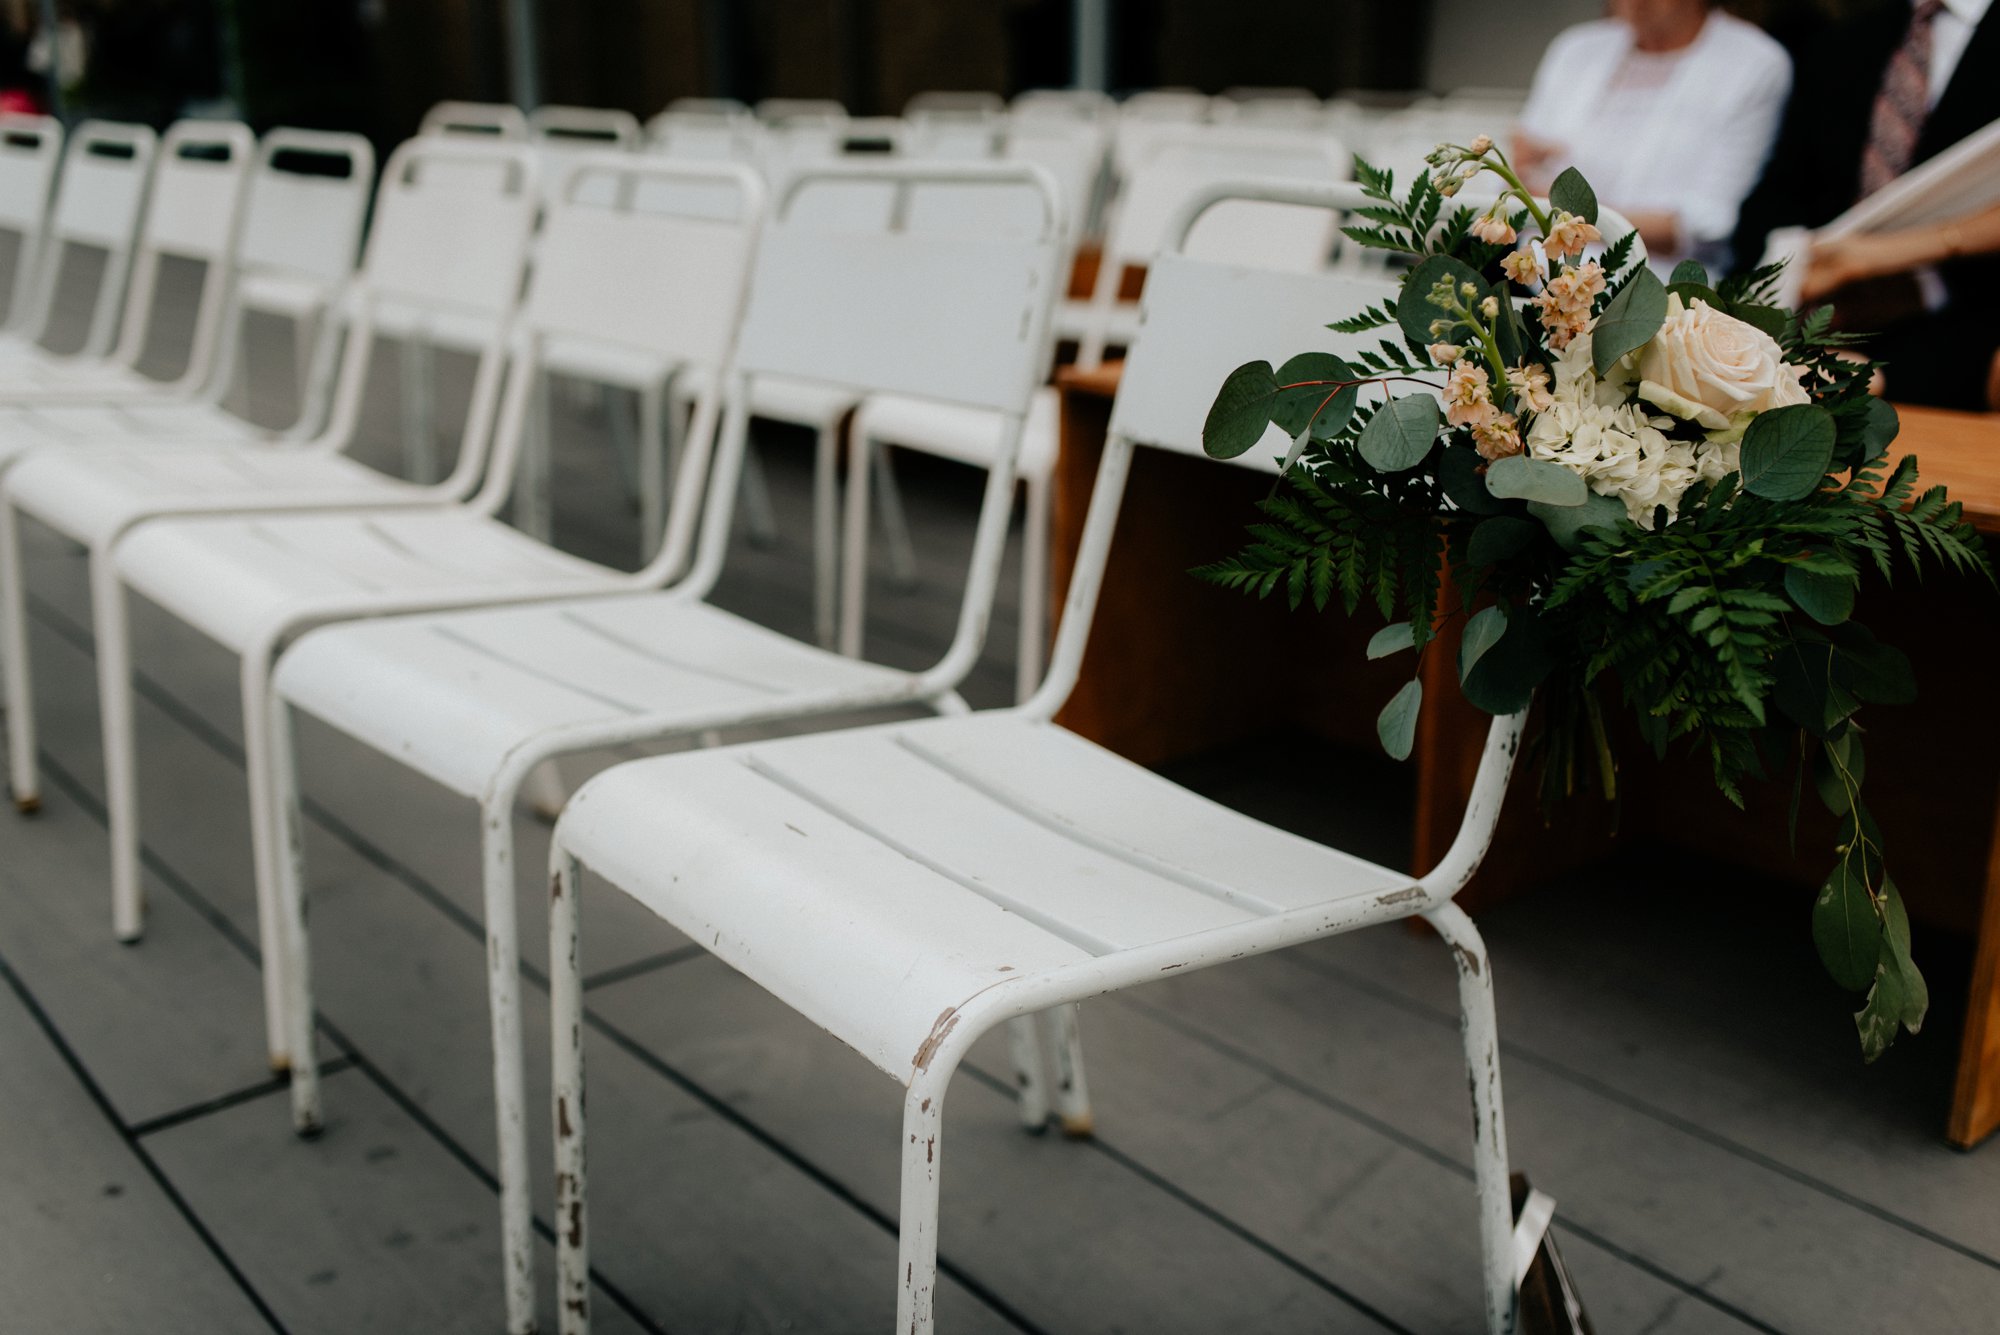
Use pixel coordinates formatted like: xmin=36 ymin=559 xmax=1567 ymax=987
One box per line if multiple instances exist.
xmin=1772 ymin=634 xmax=1860 ymax=737
xmin=1356 ymin=394 xmax=1442 ymax=473
xmin=1461 ymin=606 xmax=1551 ymax=715
xmin=1828 ymin=622 xmax=1917 ymax=706
xmin=1730 ymin=300 xmax=1791 ymax=341
xmin=1271 ymin=351 xmax=1360 ymax=443
xmin=1812 ymin=730 xmax=1866 ymax=816
xmin=1666 ymin=281 xmax=1725 ymax=310
xmin=1377 ymin=679 xmax=1423 ymax=761
xmin=1668 ymin=259 xmax=1709 ymax=288
xmin=1784 ymin=563 xmax=1856 ymax=625
xmin=1854 ymin=880 xmax=1927 ymax=1060
xmin=1489 ymin=279 xmax=1524 ymax=366
xmin=1486 ymin=454 xmax=1588 ymax=506
xmin=1834 ymin=395 xmax=1900 ymax=466
xmin=1740 ymin=403 xmax=1836 ymax=501
xmin=1397 ymin=253 xmax=1486 ymax=348
xmin=1438 ymin=442 xmax=1507 ymax=514
xmin=1366 ymin=621 xmax=1416 ymax=659
xmin=1548 ymin=167 xmax=1597 ymax=225
xmin=1591 ymin=265 xmax=1668 ymax=377
xmin=1458 ymin=605 xmax=1509 ymax=682
xmin=1203 ymin=360 xmax=1278 ymax=459
xmin=1467 ymin=515 xmax=1539 ymax=566
xmin=1529 ymin=490 xmax=1626 ymax=552
xmin=1813 ymin=856 xmax=1882 ymax=993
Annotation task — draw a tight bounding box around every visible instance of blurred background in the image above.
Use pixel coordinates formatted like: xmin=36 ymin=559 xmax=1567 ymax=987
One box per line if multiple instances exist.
xmin=0 ymin=0 xmax=1837 ymax=146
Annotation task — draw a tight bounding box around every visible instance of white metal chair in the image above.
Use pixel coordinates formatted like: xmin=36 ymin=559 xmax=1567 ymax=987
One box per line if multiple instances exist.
xmin=0 ymin=129 xmax=373 ymax=473
xmin=0 ymin=120 xmax=157 ymax=373
xmin=1 ymin=135 xmax=537 ymax=855
xmin=255 ymin=158 xmax=1062 ymax=1335
xmin=1066 ymin=127 xmax=1348 ymax=368
xmin=527 ymin=104 xmax=640 ymax=201
xmin=544 ymin=180 xmax=1527 ymax=1335
xmin=0 ymin=114 xmax=63 ymax=332
xmin=1011 ymin=87 xmax=1116 ymax=124
xmin=420 ymin=99 xmax=530 ymax=140
xmin=904 ymin=90 xmax=1007 ymax=118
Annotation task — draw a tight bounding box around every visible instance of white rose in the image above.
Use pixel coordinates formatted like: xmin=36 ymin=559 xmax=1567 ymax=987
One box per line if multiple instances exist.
xmin=1635 ymin=296 xmax=1809 ymax=432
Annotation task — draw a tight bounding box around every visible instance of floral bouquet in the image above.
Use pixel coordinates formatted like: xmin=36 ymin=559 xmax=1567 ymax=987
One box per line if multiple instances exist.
xmin=1198 ymin=138 xmax=1992 ymax=1059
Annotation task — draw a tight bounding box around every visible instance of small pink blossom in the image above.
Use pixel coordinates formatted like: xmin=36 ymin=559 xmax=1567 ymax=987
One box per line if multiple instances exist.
xmin=1428 ymin=342 xmax=1464 ymax=366
xmin=1533 ymin=261 xmax=1606 ymax=350
xmin=1508 ymin=363 xmax=1554 ymax=414
xmin=1471 ymin=411 xmax=1522 ymax=461
xmin=1468 ymin=133 xmax=1494 ymax=156
xmin=1543 ymin=210 xmax=1603 ymax=261
xmin=1470 ymin=212 xmax=1516 ymax=246
xmin=1444 ymin=362 xmax=1497 ymax=428
xmin=1502 ymin=249 xmax=1544 ymax=287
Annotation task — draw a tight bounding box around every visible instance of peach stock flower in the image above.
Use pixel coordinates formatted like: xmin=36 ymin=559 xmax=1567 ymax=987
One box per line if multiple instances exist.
xmin=1444 ymin=362 xmax=1496 ymax=427
xmin=1508 ymin=363 xmax=1554 ymax=413
xmin=1502 ymin=249 xmax=1544 ymax=287
xmin=1470 ymin=212 xmax=1517 ymax=246
xmin=1543 ymin=210 xmax=1603 ymax=260
xmin=1471 ymin=410 xmax=1522 ymax=461
xmin=1429 ymin=342 xmax=1464 ymax=365
xmin=1532 ymin=261 xmax=1606 ymax=350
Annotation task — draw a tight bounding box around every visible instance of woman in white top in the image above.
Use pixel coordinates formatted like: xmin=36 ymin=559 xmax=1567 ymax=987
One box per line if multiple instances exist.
xmin=1513 ymin=0 xmax=1793 ymax=275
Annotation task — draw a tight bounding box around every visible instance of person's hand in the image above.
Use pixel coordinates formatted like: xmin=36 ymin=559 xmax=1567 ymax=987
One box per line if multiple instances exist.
xmin=1800 ymin=233 xmax=1906 ymax=302
xmin=1509 ymin=132 xmax=1564 ymax=194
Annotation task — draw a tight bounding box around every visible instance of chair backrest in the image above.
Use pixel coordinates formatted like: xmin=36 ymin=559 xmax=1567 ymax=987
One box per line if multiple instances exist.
xmin=1118 ymin=88 xmax=1213 ymax=123
xmin=1013 ymin=88 xmax=1116 ymax=124
xmin=105 ymin=118 xmax=256 ymax=380
xmin=905 ymin=109 xmax=1004 ymax=161
xmin=27 ymin=120 xmax=158 ymax=357
xmin=420 ymin=100 xmax=529 ymax=140
xmin=478 ymin=155 xmax=767 ymax=577
xmin=756 ymin=98 xmax=848 ymax=126
xmin=234 ymin=129 xmax=374 ymax=299
xmin=906 ymin=90 xmax=1007 ymax=117
xmin=1003 ymin=121 xmax=1109 ymax=244
xmin=661 ymin=96 xmax=750 ymax=119
xmin=1112 ymin=129 xmax=1346 ymax=270
xmin=0 ymin=114 xmax=61 ymax=329
xmin=363 ymin=136 xmax=539 ymax=326
xmin=529 ymin=105 xmax=640 ymax=202
xmin=1035 ymin=181 xmax=1397 ymax=719
xmin=689 ymin=161 xmax=1064 ymax=679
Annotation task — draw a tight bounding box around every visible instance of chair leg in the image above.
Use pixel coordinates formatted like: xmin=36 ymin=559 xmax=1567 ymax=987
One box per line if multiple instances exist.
xmin=400 ymin=336 xmax=439 ymax=485
xmin=519 ymin=367 xmax=555 ymax=545
xmin=1004 ymin=1015 xmax=1052 ymax=1131
xmin=1038 ymin=1003 xmax=1093 ymax=1137
xmin=552 ymin=844 xmax=592 ymax=1335
xmin=1017 ymin=474 xmax=1050 ymax=707
xmin=873 ymin=442 xmax=919 ymax=590
xmin=1 ymin=496 xmax=41 ymax=812
xmin=92 ymin=555 xmax=147 ymax=945
xmin=1426 ymin=902 xmax=1515 ymax=1335
xmin=737 ymin=439 xmax=779 ymax=549
xmin=240 ymin=650 xmax=297 ymax=1069
xmin=636 ymin=381 xmax=667 ymax=563
xmin=836 ymin=422 xmax=868 ymax=659
xmin=897 ymin=1068 xmax=950 ymax=1335
xmin=264 ymin=689 xmax=322 ymax=1134
xmin=482 ymin=785 xmax=540 ymax=1335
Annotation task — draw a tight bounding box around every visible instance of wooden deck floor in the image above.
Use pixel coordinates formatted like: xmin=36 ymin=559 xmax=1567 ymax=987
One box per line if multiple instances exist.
xmin=3 ymin=287 xmax=1999 ymax=1334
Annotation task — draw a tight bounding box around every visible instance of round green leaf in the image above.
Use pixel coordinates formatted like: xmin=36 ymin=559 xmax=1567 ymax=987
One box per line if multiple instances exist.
xmin=1467 ymin=515 xmax=1539 ymax=566
xmin=1812 ymin=730 xmax=1866 ymax=816
xmin=1461 ymin=607 xmax=1551 ymax=715
xmin=1784 ymin=564 xmax=1856 ymax=625
xmin=1548 ymin=166 xmax=1598 ymax=225
xmin=1438 ymin=443 xmax=1507 ymax=514
xmin=1828 ymin=623 xmax=1917 ymax=706
xmin=1271 ymin=352 xmax=1360 ymax=443
xmin=1366 ymin=622 xmax=1416 ymax=659
xmin=1591 ymin=265 xmax=1669 ymax=377
xmin=1667 ymin=259 xmax=1709 ymax=288
xmin=1356 ymin=394 xmax=1442 ymax=473
xmin=1528 ymin=490 xmax=1626 ymax=552
xmin=1377 ymin=679 xmax=1422 ymax=761
xmin=1485 ymin=454 xmax=1587 ymax=506
xmin=1813 ymin=857 xmax=1883 ymax=993
xmin=1396 ymin=253 xmax=1485 ymax=348
xmin=1739 ymin=403 xmax=1836 ymax=500
xmin=1203 ymin=360 xmax=1278 ymax=460
xmin=1457 ymin=605 xmax=1508 ymax=682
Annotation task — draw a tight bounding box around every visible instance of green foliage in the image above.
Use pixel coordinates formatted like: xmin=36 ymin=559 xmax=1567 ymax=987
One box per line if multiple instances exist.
xmin=1195 ymin=146 xmax=1995 ymax=1061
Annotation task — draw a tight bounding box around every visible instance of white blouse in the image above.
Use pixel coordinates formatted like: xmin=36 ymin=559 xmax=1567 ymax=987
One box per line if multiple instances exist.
xmin=1518 ymin=13 xmax=1793 ymax=274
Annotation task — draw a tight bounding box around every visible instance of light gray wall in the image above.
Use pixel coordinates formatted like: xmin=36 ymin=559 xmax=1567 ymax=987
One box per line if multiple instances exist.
xmin=1424 ymin=0 xmax=1604 ymax=94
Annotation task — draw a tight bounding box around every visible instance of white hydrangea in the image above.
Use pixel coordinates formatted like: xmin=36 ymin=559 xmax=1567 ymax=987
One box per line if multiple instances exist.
xmin=1523 ymin=332 xmax=1741 ymax=529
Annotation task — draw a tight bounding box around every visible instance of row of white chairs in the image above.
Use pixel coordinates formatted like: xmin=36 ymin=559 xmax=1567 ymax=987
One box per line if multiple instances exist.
xmin=0 ymin=135 xmax=1526 ymax=1330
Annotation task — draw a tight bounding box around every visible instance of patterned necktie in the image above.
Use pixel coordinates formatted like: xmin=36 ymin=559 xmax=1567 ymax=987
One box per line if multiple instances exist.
xmin=1859 ymin=0 xmax=1948 ymax=197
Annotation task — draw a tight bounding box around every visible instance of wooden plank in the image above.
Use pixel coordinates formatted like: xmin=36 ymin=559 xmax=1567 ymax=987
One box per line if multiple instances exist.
xmin=1950 ymin=795 xmax=2000 ymax=1149
xmin=0 ymin=963 xmax=271 ymax=1334
xmin=590 ymin=955 xmax=1402 ymax=1334
xmin=1137 ymin=945 xmax=2000 ymax=1332
xmin=142 ymin=1068 xmax=647 ymax=1335
xmin=1888 ymin=405 xmax=2000 ymax=533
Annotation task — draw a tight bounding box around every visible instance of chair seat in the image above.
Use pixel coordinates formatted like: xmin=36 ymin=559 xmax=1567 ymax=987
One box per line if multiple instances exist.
xmin=557 ymin=712 xmax=1417 ymax=1083
xmin=0 ymin=355 xmax=184 ymax=404
xmin=0 ymin=405 xmax=266 ymax=472
xmin=275 ymin=592 xmax=921 ymax=797
xmin=857 ymin=385 xmax=1058 ymax=478
xmin=674 ymin=368 xmax=858 ymax=429
xmin=113 ymin=508 xmax=612 ymax=653
xmin=9 ymin=447 xmax=422 ymax=548
xmin=1052 ymin=297 xmax=1138 ymax=349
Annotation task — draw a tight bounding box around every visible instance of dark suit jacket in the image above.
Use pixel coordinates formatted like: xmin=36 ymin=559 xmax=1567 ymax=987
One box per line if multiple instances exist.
xmin=1731 ymin=2 xmax=2000 ymax=407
